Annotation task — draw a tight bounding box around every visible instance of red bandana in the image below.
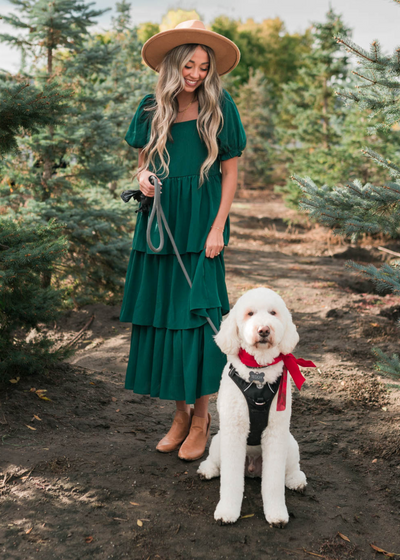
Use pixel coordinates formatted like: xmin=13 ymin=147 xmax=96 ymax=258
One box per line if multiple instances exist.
xmin=238 ymin=348 xmax=316 ymax=411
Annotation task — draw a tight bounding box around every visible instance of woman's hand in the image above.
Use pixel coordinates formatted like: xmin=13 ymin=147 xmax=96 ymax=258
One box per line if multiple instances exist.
xmin=205 ymin=227 xmax=224 ymax=259
xmin=138 ymin=169 xmax=162 ymax=198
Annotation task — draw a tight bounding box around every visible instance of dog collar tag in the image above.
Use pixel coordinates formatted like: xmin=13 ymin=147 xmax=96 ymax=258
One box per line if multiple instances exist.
xmin=249 ymin=370 xmax=265 ymax=384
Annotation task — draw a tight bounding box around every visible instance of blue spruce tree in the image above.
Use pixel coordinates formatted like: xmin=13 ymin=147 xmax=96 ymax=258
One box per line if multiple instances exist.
xmin=292 ymin=2 xmax=400 ymax=379
xmin=0 ymin=0 xmax=151 ymax=305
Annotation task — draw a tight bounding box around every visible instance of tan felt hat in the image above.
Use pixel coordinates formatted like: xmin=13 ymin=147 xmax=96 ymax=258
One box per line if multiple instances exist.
xmin=141 ymin=20 xmax=241 ymax=76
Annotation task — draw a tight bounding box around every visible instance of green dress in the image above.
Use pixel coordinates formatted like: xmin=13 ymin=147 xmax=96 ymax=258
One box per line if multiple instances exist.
xmin=120 ymin=89 xmax=246 ymax=404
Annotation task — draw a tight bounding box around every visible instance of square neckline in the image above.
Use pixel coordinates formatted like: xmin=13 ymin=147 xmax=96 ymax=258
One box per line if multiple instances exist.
xmin=173 ymin=119 xmax=198 ymax=125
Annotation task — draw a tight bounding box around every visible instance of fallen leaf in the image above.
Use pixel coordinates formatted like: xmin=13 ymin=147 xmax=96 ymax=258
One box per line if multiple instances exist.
xmin=33 ymin=415 xmax=42 ymax=421
xmin=89 ymin=382 xmax=96 ymax=385
xmin=85 ymin=536 xmax=93 ymax=543
xmin=370 ymin=544 xmax=399 ymax=557
xmin=10 ymin=377 xmax=20 ymax=384
xmin=36 ymin=391 xmax=52 ymax=401
xmin=137 ymin=520 xmax=143 ymax=527
xmin=111 ymin=397 xmax=117 ymax=402
xmin=337 ymin=532 xmax=351 ymax=542
xmin=240 ymin=514 xmax=254 ymax=519
xmin=372 ymin=459 xmax=378 ymax=463
xmin=116 ymin=409 xmax=120 ymax=413
xmin=26 ymin=425 xmax=36 ymax=430
xmin=130 ymin=502 xmax=140 ymax=506
xmin=25 ymin=527 xmax=33 ymax=534
xmin=370 ymin=322 xmax=379 ymax=327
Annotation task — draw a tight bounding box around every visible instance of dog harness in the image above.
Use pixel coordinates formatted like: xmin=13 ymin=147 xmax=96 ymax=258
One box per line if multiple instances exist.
xmin=228 ymin=363 xmax=282 ymax=446
xmin=229 ymin=350 xmax=317 ymax=446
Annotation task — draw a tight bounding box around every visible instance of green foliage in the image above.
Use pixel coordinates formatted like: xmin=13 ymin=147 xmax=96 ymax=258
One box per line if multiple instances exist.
xmin=294 ymin=3 xmax=400 ymax=378
xmin=0 ymin=0 xmax=155 ymax=305
xmin=211 ymin=16 xmax=312 ymax=95
xmin=0 ymin=0 xmax=108 ymax=65
xmin=293 ymin=174 xmax=400 ymax=239
xmin=335 ymin=35 xmax=400 ymax=135
xmin=277 ymin=9 xmax=350 ymax=205
xmin=0 ymin=75 xmax=70 ymax=156
xmin=373 ymin=348 xmax=400 ymax=380
xmin=137 ymin=22 xmax=160 ymax=44
xmin=0 ymin=219 xmax=71 ymax=380
xmin=277 ymin=9 xmax=400 ymax=206
xmin=235 ymin=70 xmax=276 ymax=189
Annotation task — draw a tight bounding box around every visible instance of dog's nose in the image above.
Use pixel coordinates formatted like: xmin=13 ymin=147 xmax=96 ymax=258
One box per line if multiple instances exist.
xmin=258 ymin=326 xmax=270 ymax=338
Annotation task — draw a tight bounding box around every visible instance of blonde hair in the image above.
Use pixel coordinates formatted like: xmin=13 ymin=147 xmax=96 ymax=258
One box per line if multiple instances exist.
xmin=138 ymin=44 xmax=223 ymax=185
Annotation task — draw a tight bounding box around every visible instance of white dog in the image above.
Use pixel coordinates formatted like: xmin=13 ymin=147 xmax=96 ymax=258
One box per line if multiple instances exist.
xmin=198 ymin=287 xmax=309 ymax=528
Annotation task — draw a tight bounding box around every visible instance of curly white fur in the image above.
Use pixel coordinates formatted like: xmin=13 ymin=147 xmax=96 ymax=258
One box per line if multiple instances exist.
xmin=198 ymin=287 xmax=307 ymax=527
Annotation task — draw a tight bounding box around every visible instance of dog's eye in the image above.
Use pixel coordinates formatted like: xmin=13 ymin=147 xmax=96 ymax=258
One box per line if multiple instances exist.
xmin=270 ymin=310 xmax=276 ymax=316
xmin=247 ymin=311 xmax=254 ymax=317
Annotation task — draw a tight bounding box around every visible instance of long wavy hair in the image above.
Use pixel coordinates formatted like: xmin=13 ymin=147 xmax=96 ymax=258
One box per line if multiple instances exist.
xmin=138 ymin=43 xmax=224 ymax=185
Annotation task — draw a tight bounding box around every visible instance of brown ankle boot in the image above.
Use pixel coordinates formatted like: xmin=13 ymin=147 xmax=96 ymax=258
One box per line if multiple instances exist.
xmin=156 ymin=409 xmax=192 ymax=453
xmin=178 ymin=413 xmax=211 ymax=461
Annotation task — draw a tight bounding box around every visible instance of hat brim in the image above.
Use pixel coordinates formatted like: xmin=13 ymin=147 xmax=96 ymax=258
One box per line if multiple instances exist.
xmin=141 ymin=28 xmax=240 ymax=76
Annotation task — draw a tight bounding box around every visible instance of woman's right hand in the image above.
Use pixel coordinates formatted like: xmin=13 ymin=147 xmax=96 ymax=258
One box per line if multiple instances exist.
xmin=138 ymin=169 xmax=162 ymax=198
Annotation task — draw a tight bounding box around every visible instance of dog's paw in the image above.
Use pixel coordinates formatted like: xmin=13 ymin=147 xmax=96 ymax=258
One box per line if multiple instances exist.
xmin=264 ymin=505 xmax=289 ymax=528
xmin=285 ymin=470 xmax=307 ymax=493
xmin=214 ymin=501 xmax=240 ymax=525
xmin=197 ymin=461 xmax=220 ymax=480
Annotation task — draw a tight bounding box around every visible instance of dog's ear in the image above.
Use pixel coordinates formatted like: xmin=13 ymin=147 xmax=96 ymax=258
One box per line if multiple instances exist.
xmin=279 ymin=315 xmax=299 ymax=355
xmin=214 ymin=308 xmax=240 ymax=356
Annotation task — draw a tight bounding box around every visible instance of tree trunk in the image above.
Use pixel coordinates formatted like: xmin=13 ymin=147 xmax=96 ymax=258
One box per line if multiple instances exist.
xmin=41 ymin=42 xmax=54 ymax=286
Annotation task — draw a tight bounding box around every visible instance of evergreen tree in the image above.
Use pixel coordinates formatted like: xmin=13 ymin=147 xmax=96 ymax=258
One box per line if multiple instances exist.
xmin=235 ymin=70 xmax=276 ymax=190
xmin=0 ymin=219 xmax=69 ymax=380
xmin=277 ymin=8 xmax=400 ymax=207
xmin=276 ymin=9 xmax=351 ymax=206
xmin=292 ymin=2 xmax=400 ymax=379
xmin=0 ymin=74 xmax=70 ymax=381
xmin=0 ymin=0 xmax=152 ymax=305
xmin=0 ymin=73 xmax=69 ymax=155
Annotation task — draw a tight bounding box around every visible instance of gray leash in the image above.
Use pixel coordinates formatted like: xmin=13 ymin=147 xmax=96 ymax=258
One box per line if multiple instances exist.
xmin=146 ymin=175 xmax=219 ymax=336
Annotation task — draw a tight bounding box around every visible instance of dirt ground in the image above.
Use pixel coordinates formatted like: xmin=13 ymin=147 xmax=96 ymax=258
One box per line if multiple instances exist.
xmin=1 ymin=193 xmax=400 ymax=560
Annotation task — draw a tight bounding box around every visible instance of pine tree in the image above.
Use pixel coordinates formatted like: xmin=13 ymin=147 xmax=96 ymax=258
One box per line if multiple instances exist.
xmin=292 ymin=3 xmax=400 ymax=379
xmin=276 ymin=9 xmax=351 ymax=206
xmin=277 ymin=8 xmax=400 ymax=207
xmin=0 ymin=0 xmax=152 ymax=305
xmin=0 ymin=219 xmax=69 ymax=380
xmin=0 ymin=73 xmax=69 ymax=155
xmin=235 ymin=70 xmax=276 ymax=190
xmin=0 ymin=74 xmax=70 ymax=381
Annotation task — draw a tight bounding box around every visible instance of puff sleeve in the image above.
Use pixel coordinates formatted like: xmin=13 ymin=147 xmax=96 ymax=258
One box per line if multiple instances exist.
xmin=218 ymin=90 xmax=246 ymax=161
xmin=124 ymin=94 xmax=155 ymax=149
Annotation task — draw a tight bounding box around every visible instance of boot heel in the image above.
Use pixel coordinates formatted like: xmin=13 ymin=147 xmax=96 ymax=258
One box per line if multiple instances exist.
xmin=156 ymin=409 xmax=193 ymax=453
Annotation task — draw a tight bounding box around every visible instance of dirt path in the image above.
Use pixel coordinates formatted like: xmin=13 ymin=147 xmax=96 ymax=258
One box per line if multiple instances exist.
xmin=1 ymin=194 xmax=400 ymax=560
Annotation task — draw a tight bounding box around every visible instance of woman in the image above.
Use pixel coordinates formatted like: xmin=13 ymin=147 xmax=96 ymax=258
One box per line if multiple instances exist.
xmin=120 ymin=20 xmax=246 ymax=461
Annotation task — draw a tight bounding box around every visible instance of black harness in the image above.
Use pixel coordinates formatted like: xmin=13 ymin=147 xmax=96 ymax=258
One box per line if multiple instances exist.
xmin=228 ymin=363 xmax=282 ymax=446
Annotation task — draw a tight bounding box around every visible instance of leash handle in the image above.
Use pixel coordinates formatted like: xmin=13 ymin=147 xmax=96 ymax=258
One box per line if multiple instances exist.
xmin=146 ymin=175 xmax=164 ymax=252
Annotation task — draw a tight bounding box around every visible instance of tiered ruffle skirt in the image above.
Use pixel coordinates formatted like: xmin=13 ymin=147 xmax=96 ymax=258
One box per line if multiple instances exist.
xmin=120 ymin=172 xmax=230 ymax=404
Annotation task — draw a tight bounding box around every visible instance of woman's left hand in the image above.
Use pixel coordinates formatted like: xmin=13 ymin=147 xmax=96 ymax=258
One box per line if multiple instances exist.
xmin=205 ymin=228 xmax=224 ymax=259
